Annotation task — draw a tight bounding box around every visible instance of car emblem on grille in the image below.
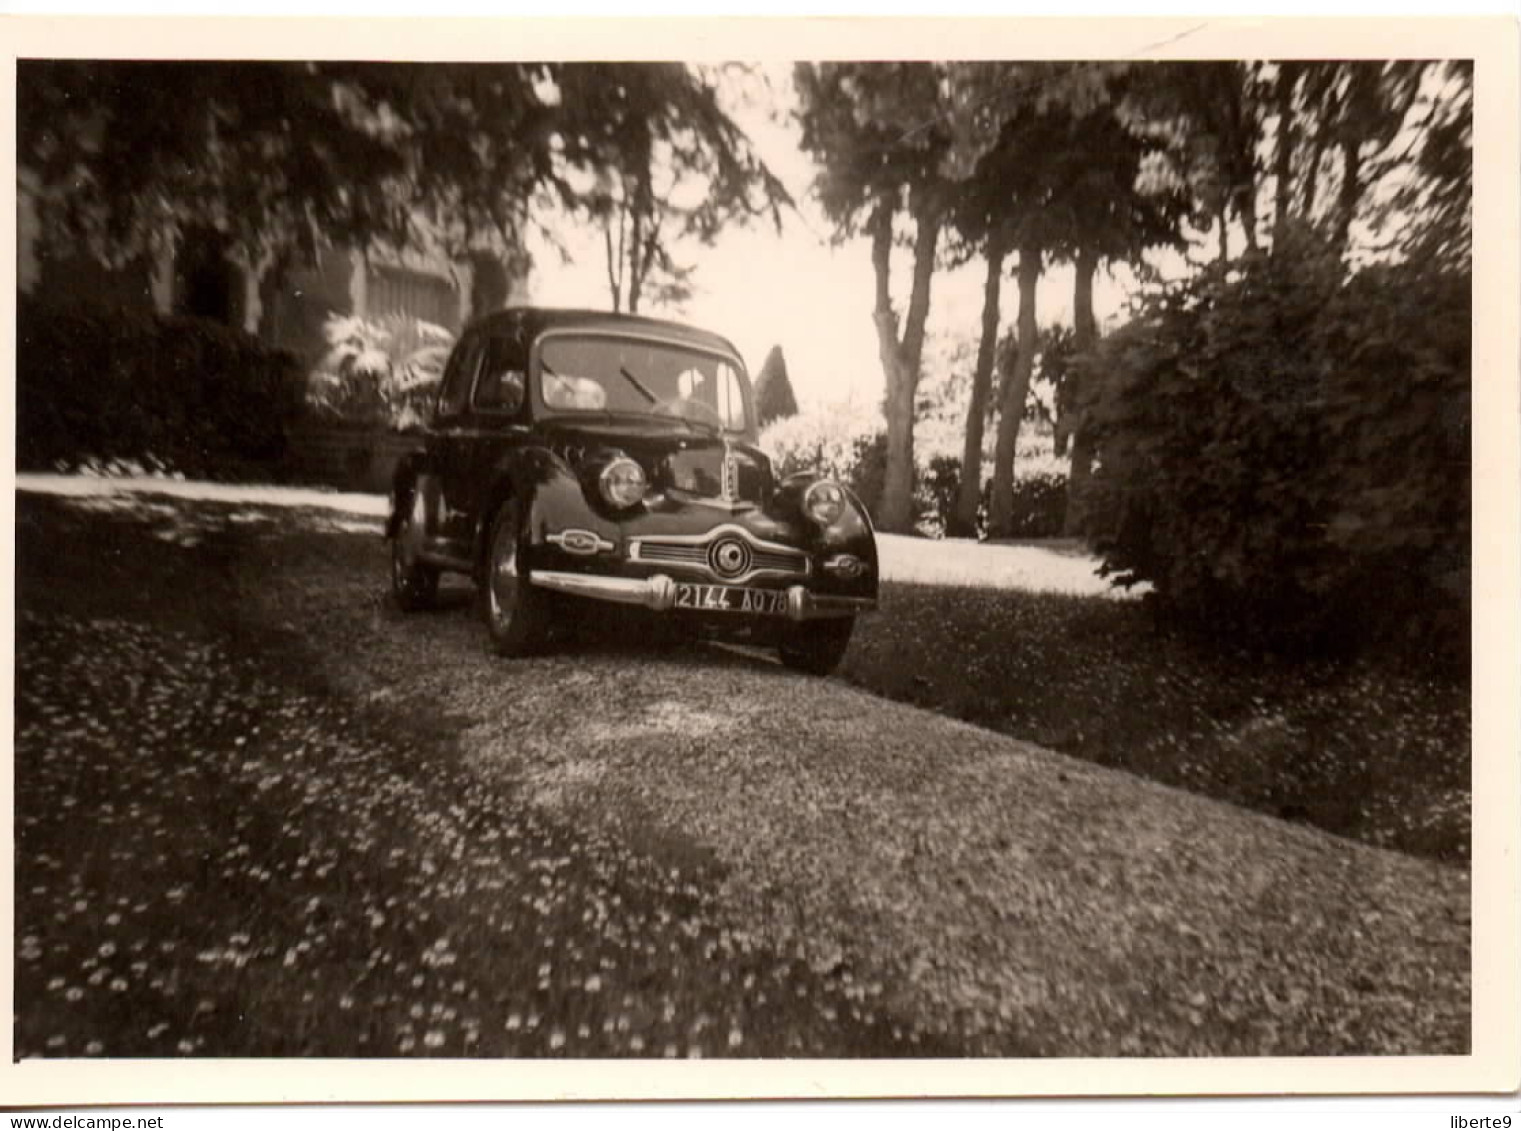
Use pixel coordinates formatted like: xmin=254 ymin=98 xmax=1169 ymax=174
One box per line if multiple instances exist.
xmin=708 ymin=537 xmax=752 ymax=579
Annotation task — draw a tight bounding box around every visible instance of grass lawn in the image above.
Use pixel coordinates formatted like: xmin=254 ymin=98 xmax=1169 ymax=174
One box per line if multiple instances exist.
xmin=843 ymin=550 xmax=1469 ymax=866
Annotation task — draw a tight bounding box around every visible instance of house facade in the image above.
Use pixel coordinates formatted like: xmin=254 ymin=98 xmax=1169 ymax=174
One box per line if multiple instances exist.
xmin=17 ymin=167 xmax=530 ymax=366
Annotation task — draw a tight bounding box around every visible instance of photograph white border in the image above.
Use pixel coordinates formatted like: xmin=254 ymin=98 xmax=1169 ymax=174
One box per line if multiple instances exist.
xmin=2 ymin=13 xmax=1516 ymax=1106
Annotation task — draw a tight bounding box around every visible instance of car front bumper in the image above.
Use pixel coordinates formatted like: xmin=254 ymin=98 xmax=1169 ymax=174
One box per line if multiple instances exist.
xmin=528 ymin=570 xmax=875 ymax=621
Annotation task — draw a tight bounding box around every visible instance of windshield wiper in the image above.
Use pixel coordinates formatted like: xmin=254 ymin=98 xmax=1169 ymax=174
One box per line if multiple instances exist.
xmin=618 ymin=364 xmax=723 ymax=436
xmin=618 ymin=365 xmax=658 ymax=405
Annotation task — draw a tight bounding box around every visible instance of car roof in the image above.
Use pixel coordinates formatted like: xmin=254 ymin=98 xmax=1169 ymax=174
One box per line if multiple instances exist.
xmin=468 ymin=307 xmax=744 ymax=365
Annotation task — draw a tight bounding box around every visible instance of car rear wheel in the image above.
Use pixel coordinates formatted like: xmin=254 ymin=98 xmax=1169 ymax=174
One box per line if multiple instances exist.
xmin=391 ymin=490 xmax=439 ymax=612
xmin=778 ymin=615 xmax=854 ymax=676
xmin=482 ymin=499 xmax=550 ymax=656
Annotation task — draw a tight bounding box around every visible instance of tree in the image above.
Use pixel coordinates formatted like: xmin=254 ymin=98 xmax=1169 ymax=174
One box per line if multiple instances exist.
xmin=18 ymin=61 xmax=787 ymax=327
xmin=1058 ymin=80 xmax=1190 ymax=535
xmin=1124 ymin=62 xmax=1265 ymax=264
xmin=795 ymin=62 xmax=951 ymax=534
xmin=554 ymin=64 xmax=788 ymax=315
xmin=934 ymin=63 xmax=1114 ymax=537
xmin=18 ymin=60 xmax=417 ymax=323
xmin=946 ymin=229 xmax=1005 ymax=536
xmin=753 ymin=345 xmax=800 ymax=426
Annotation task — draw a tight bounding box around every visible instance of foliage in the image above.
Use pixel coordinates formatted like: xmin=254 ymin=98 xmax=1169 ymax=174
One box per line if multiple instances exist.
xmin=18 ymin=61 xmax=412 ymax=273
xmin=1089 ymin=236 xmax=1470 ymax=659
xmin=305 ymin=313 xmax=455 ymax=431
xmin=17 ymin=61 xmax=786 ymax=302
xmin=761 ymin=410 xmax=896 ymax=527
xmin=761 ymin=407 xmax=896 ymax=521
xmin=753 ymin=344 xmax=800 ymax=427
xmin=16 ymin=296 xmax=303 ymax=478
xmin=560 ymin=64 xmax=790 ymax=315
xmin=793 ymin=62 xmax=952 ymax=535
xmin=763 ymin=406 xmax=1067 ymax=540
xmin=921 ymin=455 xmax=1068 ymax=541
xmin=760 ymin=401 xmax=881 ymax=480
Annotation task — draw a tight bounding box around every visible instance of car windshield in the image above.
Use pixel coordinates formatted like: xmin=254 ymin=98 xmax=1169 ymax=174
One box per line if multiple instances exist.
xmin=538 ymin=334 xmax=749 ymax=433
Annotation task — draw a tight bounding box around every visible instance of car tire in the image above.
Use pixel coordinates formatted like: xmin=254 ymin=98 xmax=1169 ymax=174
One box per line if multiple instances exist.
xmin=778 ymin=615 xmax=854 ymax=676
xmin=481 ymin=499 xmax=550 ymax=657
xmin=391 ymin=489 xmax=440 ymax=612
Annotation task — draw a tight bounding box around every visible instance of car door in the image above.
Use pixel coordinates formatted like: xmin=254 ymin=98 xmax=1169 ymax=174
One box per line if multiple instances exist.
xmin=457 ymin=331 xmax=531 ymax=528
xmin=430 ymin=329 xmax=485 ymax=555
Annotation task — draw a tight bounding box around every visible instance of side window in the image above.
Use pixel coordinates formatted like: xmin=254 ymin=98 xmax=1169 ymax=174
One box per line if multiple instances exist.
xmin=437 ymin=334 xmax=482 ymax=420
xmin=473 ymin=336 xmax=526 ymax=416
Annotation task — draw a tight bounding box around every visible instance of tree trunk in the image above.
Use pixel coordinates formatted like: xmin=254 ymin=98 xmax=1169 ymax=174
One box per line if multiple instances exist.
xmin=872 ymin=191 xmax=940 ymax=535
xmin=987 ymin=240 xmax=1040 ymax=539
xmin=1274 ymin=62 xmax=1300 ymax=243
xmin=1063 ymin=248 xmax=1098 ymax=537
xmin=603 ymin=216 xmax=623 ymax=312
xmin=1237 ymin=185 xmax=1259 ymax=254
xmin=626 ymin=199 xmax=644 ymax=315
xmin=949 ymin=231 xmax=1005 ymax=538
xmin=1217 ymin=204 xmax=1230 ymax=265
xmin=1336 ymin=135 xmax=1362 ymax=250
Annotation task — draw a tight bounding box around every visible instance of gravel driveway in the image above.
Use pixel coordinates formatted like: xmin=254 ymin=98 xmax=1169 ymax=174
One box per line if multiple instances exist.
xmin=13 ymin=486 xmax=1470 ymax=1061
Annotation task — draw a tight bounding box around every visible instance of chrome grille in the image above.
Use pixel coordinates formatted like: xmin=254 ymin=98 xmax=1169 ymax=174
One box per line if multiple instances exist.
xmin=752 ymin=548 xmax=806 ymax=574
xmin=637 ymin=544 xmax=708 ymax=567
xmin=629 ymin=526 xmax=809 ymax=584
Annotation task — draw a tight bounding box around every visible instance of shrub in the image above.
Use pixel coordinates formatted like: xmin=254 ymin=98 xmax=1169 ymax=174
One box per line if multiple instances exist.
xmin=305 ymin=313 xmax=454 ymax=431
xmin=17 ymin=296 xmax=304 ymax=479
xmin=1089 ymin=236 xmax=1469 ymax=660
xmin=764 ymin=406 xmax=1072 ymax=539
xmin=920 ymin=455 xmax=1068 ymax=540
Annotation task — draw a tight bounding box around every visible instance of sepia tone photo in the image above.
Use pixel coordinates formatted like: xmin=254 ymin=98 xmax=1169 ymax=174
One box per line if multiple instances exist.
xmin=5 ymin=15 xmax=1516 ymax=1105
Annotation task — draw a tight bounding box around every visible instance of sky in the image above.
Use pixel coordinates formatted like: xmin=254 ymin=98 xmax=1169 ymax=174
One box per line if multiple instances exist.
xmin=523 ymin=64 xmax=1135 ymax=416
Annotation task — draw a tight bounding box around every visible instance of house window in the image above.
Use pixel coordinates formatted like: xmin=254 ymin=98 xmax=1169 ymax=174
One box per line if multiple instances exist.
xmin=369 ymin=265 xmax=457 ymax=330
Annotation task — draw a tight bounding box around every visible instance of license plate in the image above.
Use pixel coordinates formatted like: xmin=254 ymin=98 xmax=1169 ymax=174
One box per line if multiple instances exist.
xmin=673 ymin=583 xmax=788 ymax=616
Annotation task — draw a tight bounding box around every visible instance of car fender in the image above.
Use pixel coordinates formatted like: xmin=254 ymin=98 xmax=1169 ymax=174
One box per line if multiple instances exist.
xmin=470 ymin=445 xmax=589 ymax=577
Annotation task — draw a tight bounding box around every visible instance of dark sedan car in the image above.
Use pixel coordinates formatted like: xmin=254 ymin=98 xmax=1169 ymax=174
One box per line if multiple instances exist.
xmin=386 ymin=307 xmax=877 ymax=674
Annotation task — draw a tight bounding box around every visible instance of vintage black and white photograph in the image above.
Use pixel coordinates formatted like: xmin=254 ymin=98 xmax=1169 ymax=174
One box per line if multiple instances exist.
xmin=6 ymin=15 xmax=1515 ymax=1102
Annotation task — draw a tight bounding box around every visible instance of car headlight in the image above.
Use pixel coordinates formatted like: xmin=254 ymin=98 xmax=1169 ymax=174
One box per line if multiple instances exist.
xmin=802 ymin=479 xmax=847 ymax=527
xmin=599 ymin=457 xmax=648 ymax=509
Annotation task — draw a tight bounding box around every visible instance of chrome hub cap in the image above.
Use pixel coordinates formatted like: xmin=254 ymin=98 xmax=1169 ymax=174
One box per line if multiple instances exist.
xmin=393 ymin=493 xmax=426 ymax=583
xmin=489 ymin=521 xmax=518 ymax=622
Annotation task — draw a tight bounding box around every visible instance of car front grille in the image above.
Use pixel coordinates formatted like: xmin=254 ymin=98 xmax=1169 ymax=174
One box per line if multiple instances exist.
xmin=629 ymin=528 xmax=809 ymax=584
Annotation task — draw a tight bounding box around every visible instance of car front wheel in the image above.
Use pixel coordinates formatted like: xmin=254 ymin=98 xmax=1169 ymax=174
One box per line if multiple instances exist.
xmin=391 ymin=489 xmax=439 ymax=612
xmin=482 ymin=499 xmax=550 ymax=656
xmin=778 ymin=615 xmax=855 ymax=676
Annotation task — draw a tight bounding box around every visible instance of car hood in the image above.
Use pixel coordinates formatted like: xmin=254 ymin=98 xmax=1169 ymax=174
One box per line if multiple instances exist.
xmin=538 ymin=418 xmax=773 ymax=507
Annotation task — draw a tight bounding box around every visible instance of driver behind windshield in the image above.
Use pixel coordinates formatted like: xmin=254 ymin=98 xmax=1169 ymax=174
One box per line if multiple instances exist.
xmin=539 ymin=338 xmax=735 ymax=429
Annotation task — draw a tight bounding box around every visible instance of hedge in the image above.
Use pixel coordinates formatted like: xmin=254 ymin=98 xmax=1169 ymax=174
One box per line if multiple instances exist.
xmin=18 ymin=296 xmax=304 ymax=480
xmin=1088 ymin=236 xmax=1470 ymax=662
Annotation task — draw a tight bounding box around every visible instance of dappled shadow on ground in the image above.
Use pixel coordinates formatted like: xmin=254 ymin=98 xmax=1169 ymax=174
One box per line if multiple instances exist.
xmin=16 ymin=484 xmax=1471 ymax=865
xmin=14 ymin=490 xmax=967 ymax=1059
xmin=843 ymin=579 xmax=1470 ymax=865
